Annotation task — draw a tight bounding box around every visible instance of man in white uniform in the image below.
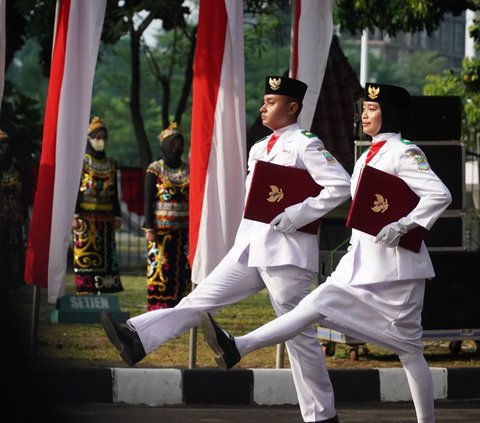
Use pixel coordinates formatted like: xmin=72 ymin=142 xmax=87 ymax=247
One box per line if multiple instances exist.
xmin=202 ymin=83 xmax=452 ymax=423
xmin=102 ymin=76 xmax=351 ymax=423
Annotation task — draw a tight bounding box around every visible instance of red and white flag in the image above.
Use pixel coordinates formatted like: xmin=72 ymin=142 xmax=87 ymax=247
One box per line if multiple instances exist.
xmin=0 ymin=0 xmax=6 ymax=110
xmin=24 ymin=0 xmax=106 ymax=303
xmin=290 ymin=0 xmax=333 ymax=130
xmin=189 ymin=0 xmax=247 ymax=283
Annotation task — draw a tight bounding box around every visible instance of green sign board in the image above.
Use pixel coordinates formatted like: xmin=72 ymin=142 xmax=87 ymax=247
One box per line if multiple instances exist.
xmin=46 ymin=295 xmax=130 ymax=324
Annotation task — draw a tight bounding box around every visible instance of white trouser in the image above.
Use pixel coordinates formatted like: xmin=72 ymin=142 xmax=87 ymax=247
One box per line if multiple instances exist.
xmin=129 ymin=252 xmax=336 ymax=422
xmin=236 ymin=300 xmax=434 ymax=423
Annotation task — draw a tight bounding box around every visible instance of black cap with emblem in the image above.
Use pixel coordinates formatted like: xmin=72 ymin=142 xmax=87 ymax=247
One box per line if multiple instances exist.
xmin=265 ymin=76 xmax=308 ymax=104
xmin=364 ymin=82 xmax=410 ymax=134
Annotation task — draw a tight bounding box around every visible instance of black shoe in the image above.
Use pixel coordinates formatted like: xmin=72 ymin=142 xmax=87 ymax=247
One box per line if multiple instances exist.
xmin=313 ymin=416 xmax=340 ymax=423
xmin=101 ymin=311 xmax=146 ymax=367
xmin=313 ymin=416 xmax=339 ymax=423
xmin=200 ymin=312 xmax=241 ymax=370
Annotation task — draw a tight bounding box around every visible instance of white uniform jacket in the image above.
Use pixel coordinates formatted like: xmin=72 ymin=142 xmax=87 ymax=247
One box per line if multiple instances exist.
xmin=229 ymin=123 xmax=351 ymax=272
xmin=333 ymin=133 xmax=452 ymax=285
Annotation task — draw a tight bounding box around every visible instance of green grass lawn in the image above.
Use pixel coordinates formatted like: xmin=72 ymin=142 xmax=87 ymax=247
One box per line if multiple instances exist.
xmin=10 ymin=273 xmax=480 ymax=370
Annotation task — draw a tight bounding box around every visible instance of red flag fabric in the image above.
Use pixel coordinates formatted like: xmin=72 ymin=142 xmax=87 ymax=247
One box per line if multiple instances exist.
xmin=189 ymin=0 xmax=247 ymax=283
xmin=24 ymin=0 xmax=106 ymax=303
xmin=290 ymin=0 xmax=333 ymax=130
xmin=119 ymin=168 xmax=144 ymax=216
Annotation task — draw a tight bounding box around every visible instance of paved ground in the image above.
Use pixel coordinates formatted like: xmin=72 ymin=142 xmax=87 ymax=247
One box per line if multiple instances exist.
xmin=48 ymin=400 xmax=480 ymax=422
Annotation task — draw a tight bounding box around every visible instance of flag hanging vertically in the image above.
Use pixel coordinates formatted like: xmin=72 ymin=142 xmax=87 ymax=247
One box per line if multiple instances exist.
xmin=189 ymin=0 xmax=247 ymax=284
xmin=290 ymin=0 xmax=333 ymax=130
xmin=24 ymin=0 xmax=107 ymax=303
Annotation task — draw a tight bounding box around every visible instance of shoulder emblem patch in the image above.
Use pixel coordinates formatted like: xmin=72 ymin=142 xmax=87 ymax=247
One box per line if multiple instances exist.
xmin=321 ymin=150 xmax=336 ymax=163
xmin=300 ymin=130 xmax=316 ymax=139
xmin=410 ymin=153 xmax=430 ymax=171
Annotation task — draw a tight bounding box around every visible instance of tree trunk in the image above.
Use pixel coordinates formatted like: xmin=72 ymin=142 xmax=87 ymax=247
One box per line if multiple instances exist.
xmin=130 ymin=31 xmax=152 ymax=169
xmin=175 ymin=26 xmax=197 ymax=125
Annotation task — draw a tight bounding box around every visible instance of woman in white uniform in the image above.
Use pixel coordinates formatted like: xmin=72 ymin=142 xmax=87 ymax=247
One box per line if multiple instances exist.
xmin=201 ymin=83 xmax=452 ymax=423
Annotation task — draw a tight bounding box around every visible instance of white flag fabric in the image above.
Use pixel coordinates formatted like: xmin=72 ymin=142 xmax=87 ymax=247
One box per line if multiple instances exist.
xmin=189 ymin=0 xmax=247 ymax=284
xmin=290 ymin=0 xmax=333 ymax=130
xmin=24 ymin=0 xmax=106 ymax=303
xmin=0 ymin=0 xmax=6 ymax=111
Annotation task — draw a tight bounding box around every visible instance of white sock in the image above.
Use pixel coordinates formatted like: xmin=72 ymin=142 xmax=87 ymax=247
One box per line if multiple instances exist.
xmin=398 ymin=350 xmax=435 ymax=423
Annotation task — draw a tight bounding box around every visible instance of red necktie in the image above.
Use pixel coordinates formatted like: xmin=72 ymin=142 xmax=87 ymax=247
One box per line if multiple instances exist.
xmin=266 ymin=134 xmax=279 ymax=154
xmin=365 ymin=140 xmax=386 ymax=164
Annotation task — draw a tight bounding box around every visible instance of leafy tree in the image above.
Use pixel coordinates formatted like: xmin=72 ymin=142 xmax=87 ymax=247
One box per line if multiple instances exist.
xmin=336 ymin=0 xmax=480 ymax=149
xmin=341 ymin=40 xmax=448 ymax=95
xmin=424 ymin=59 xmax=480 ymax=150
xmin=100 ymin=0 xmax=193 ymax=168
xmin=7 ymin=0 xmax=480 ymax=168
xmin=10 ymin=0 xmax=194 ymax=168
xmin=94 ymin=0 xmax=290 ymax=167
xmin=10 ymin=0 xmax=291 ymax=168
xmin=334 ymin=0 xmax=477 ymax=36
xmin=0 ymin=81 xmax=43 ymax=173
xmin=91 ymin=39 xmax=166 ymax=165
xmin=5 ymin=40 xmax=48 ymax=112
xmin=421 ymin=0 xmax=480 ymax=151
xmin=1 ymin=1 xmax=43 ymax=175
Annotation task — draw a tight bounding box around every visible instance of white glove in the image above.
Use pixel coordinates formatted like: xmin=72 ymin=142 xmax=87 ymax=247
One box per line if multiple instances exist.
xmin=374 ymin=222 xmax=406 ymax=247
xmin=270 ymin=212 xmax=297 ymax=233
xmin=375 ymin=217 xmax=418 ymax=248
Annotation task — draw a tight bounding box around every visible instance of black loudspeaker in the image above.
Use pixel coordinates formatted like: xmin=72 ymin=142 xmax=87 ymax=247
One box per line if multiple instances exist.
xmin=402 ymin=96 xmax=462 ymax=141
xmin=424 ymin=215 xmax=465 ymax=249
xmin=416 ymin=142 xmax=464 ymax=210
xmin=422 ymin=251 xmax=480 ymax=330
xmin=318 ymin=215 xmax=465 ymax=252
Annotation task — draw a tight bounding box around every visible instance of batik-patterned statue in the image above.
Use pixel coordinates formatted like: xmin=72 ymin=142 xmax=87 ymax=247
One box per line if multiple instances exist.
xmin=72 ymin=116 xmax=123 ymax=294
xmin=143 ymin=122 xmax=191 ymax=310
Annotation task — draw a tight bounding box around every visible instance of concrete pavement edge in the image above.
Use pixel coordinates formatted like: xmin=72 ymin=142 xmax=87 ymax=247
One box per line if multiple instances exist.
xmin=33 ymin=367 xmax=480 ymax=406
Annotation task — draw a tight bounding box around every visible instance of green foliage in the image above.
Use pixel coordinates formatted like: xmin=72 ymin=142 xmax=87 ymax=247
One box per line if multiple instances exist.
xmin=462 ymin=57 xmax=480 ymax=91
xmin=5 ymin=39 xmax=48 ymax=114
xmin=403 ymin=51 xmax=449 ymax=94
xmin=424 ymin=58 xmax=480 ymax=150
xmin=15 ymin=0 xmax=56 ymax=77
xmin=0 ymin=81 xmax=43 ymax=172
xmin=12 ymin=276 xmax=480 ymax=369
xmin=466 ymin=0 xmax=480 ymax=50
xmin=341 ymin=39 xmax=448 ymax=94
xmin=90 ymin=39 xmax=165 ymax=165
xmin=423 ymin=71 xmax=464 ymax=96
xmin=8 ymin=1 xmax=480 ymax=166
xmin=334 ymin=0 xmax=477 ymax=36
xmin=89 ymin=14 xmax=290 ymax=166
xmin=244 ymin=11 xmax=290 ymax=56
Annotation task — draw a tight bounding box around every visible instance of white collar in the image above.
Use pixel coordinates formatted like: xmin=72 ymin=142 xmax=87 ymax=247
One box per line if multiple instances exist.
xmin=271 ymin=122 xmax=298 ymax=137
xmin=372 ymin=132 xmax=397 ymax=142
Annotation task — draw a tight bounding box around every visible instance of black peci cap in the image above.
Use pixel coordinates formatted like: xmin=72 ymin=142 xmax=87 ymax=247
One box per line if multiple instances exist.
xmin=264 ymin=76 xmax=308 ymax=103
xmin=364 ymin=82 xmax=410 ymax=108
xmin=364 ymin=82 xmax=410 ymax=133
